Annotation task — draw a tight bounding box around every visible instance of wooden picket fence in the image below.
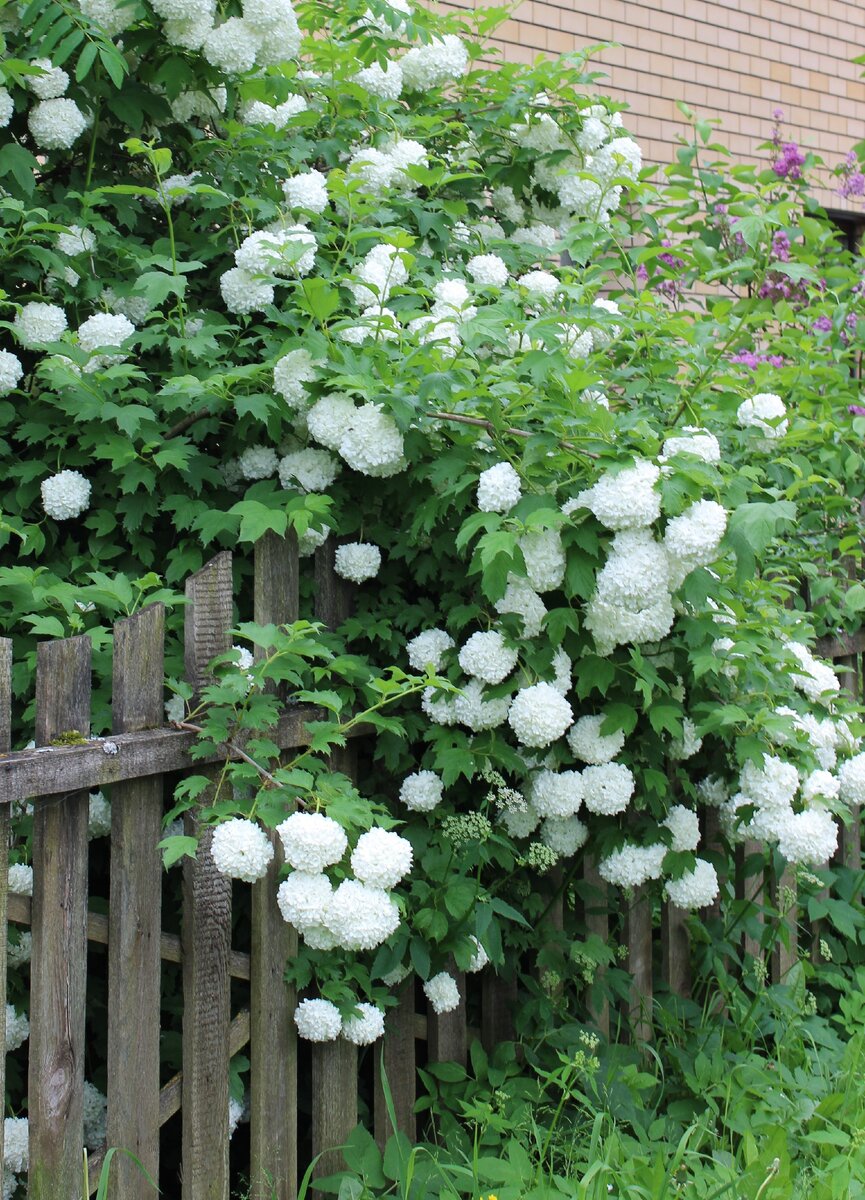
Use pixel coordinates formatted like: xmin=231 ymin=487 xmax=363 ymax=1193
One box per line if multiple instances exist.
xmin=0 ymin=531 xmax=861 ymax=1199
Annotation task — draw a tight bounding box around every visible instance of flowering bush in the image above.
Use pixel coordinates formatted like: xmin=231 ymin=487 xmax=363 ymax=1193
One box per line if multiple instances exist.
xmin=2 ymin=0 xmax=865 ymax=1152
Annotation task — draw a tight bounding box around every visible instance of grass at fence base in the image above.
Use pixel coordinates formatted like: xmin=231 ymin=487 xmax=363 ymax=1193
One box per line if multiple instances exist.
xmin=85 ymin=1146 xmax=160 ymax=1198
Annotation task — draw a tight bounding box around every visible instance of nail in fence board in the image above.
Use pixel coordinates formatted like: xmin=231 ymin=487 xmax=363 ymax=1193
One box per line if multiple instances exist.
xmin=29 ymin=635 xmax=91 ymax=1200
xmin=374 ymin=980 xmax=417 ymax=1147
xmin=107 ymin=605 xmax=165 ymax=1200
xmin=624 ymin=885 xmax=652 ymax=1047
xmin=0 ymin=639 xmax=10 ymax=1175
xmin=311 ymin=540 xmax=359 ymax=1180
xmin=250 ymin=531 xmax=299 ymax=1200
xmin=182 ymin=554 xmax=234 ymax=1200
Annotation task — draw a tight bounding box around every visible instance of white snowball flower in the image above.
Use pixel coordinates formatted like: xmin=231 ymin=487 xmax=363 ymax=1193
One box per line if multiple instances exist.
xmin=664 ymin=500 xmax=728 ymax=578
xmin=8 ymin=865 xmax=33 ymax=896
xmin=354 ymin=60 xmax=404 ymax=100
xmin=573 ymin=459 xmax=661 ymax=531
xmin=477 ymin=462 xmax=521 ymax=513
xmin=238 ymin=445 xmax=278 ymax=480
xmin=517 ymin=270 xmax=559 ymax=301
xmin=203 ymin=17 xmax=259 ymax=72
xmin=567 ymin=714 xmax=625 ymax=765
xmin=802 ymin=770 xmax=840 ymax=804
xmin=6 ymin=1005 xmax=29 ymax=1052
xmin=467 ymin=254 xmax=508 ymax=288
xmin=302 ymin=924 xmax=339 ymax=950
xmin=406 ymin=629 xmax=454 ymax=671
xmin=501 ymin=803 xmax=540 ymax=839
xmin=295 ymin=998 xmax=342 ymax=1042
xmin=28 ymin=98 xmax=87 ymax=149
xmin=298 ymin=525 xmax=330 ymax=557
xmin=337 ymin=406 xmax=405 ymax=476
xmin=308 ymin=394 xmax=357 ymax=450
xmin=163 ymin=11 xmax=214 ymax=50
xmin=670 ymin=718 xmax=703 ymax=761
xmin=14 ymin=302 xmax=67 ymax=347
xmin=278 ymin=449 xmax=339 ymax=493
xmin=530 ymin=769 xmax=584 ymax=818
xmin=540 ymin=814 xmax=588 ymax=857
xmin=660 ymin=427 xmax=721 ymax=465
xmin=28 ymin=59 xmax=70 ymax=100
xmin=494 ymin=575 xmax=547 ymax=638
xmin=664 ymin=859 xmax=719 ymax=909
xmin=350 ymin=827 xmax=413 ymax=890
xmin=508 ymin=683 xmax=573 ymax=748
xmin=282 ymin=169 xmax=329 ymax=214
xmin=220 ymin=267 xmax=275 ymax=314
xmin=839 ymin=753 xmax=865 ymax=805
xmin=0 ymin=88 xmax=13 ymax=128
xmin=423 ymin=971 xmax=461 ymax=1014
xmin=593 ymin=136 xmax=642 ymax=184
xmin=242 ymin=0 xmax=297 ymax=32
xmin=82 ymin=1080 xmax=107 ymax=1150
xmin=400 ymin=35 xmax=468 ymax=91
xmin=421 ymin=686 xmax=459 ymax=726
xmin=784 ymin=641 xmax=839 ymax=703
xmin=777 ymin=808 xmax=838 ymax=866
xmin=88 ymin=791 xmax=112 ymax=839
xmin=550 ymin=647 xmax=572 ymax=696
xmin=519 ymin=528 xmax=565 ymax=592
xmin=0 ymin=351 xmax=23 ymax=397
xmin=277 ymin=871 xmax=334 ymax=931
xmin=350 ymin=243 xmax=409 ymax=307
xmin=8 ymin=931 xmax=32 ymax=969
xmin=334 ymin=542 xmax=382 ymax=583
xmin=325 ymin=879 xmax=400 ymax=950
xmin=342 ymin=1002 xmax=385 ymax=1044
xmin=77 ymin=312 xmax=134 ymax=353
xmin=399 ymin=770 xmax=443 ymax=812
xmin=277 ymin=812 xmax=348 ymax=871
xmin=3 ymin=1117 xmax=28 ymax=1173
xmin=210 ymin=819 xmax=274 ymax=883
xmin=454 ymin=680 xmax=511 ymax=732
xmin=169 ymin=86 xmax=227 ymax=122
xmin=273 ymin=348 xmax=319 ymax=407
xmin=467 ymin=936 xmax=489 ymax=973
xmin=458 ymin=630 xmax=518 ymax=685
xmin=737 ymin=392 xmax=788 ymax=441
xmin=599 ymin=842 xmax=666 ymax=888
xmin=582 ymin=762 xmax=634 ymax=815
xmin=738 ymin=755 xmax=799 ymax=810
xmin=663 ymin=805 xmax=700 ymax=852
xmin=41 ymin=470 xmax=91 ymax=520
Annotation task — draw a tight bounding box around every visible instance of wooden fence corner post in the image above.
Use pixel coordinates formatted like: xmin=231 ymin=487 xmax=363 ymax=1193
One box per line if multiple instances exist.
xmin=0 ymin=639 xmax=11 ymax=1177
xmin=624 ymin=884 xmax=653 ymax=1049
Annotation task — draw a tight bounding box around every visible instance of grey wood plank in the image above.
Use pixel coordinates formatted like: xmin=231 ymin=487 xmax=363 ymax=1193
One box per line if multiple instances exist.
xmin=0 ymin=639 xmax=10 ymax=1176
xmin=427 ymin=962 xmax=467 ymax=1068
xmin=374 ymin=980 xmax=416 ymax=1146
xmin=624 ymin=884 xmax=652 ymax=1048
xmin=661 ymin=901 xmax=691 ymax=998
xmin=582 ymin=857 xmax=609 ymax=1038
xmin=480 ymin=971 xmax=517 ymax=1053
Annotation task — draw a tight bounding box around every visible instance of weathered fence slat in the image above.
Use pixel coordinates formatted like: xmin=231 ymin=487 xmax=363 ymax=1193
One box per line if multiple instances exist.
xmin=740 ymin=840 xmax=765 ymax=966
xmin=182 ymin=554 xmax=234 ymax=1200
xmin=250 ymin=531 xmax=299 ymax=1200
xmin=374 ymin=980 xmax=417 ymax=1146
xmin=0 ymin=638 xmax=11 ymax=1175
xmin=29 ymin=635 xmax=91 ymax=1200
xmin=661 ymin=901 xmax=691 ymax=998
xmin=582 ymin=857 xmax=609 ymax=1038
xmin=771 ymin=862 xmax=798 ymax=984
xmin=311 ymin=540 xmax=359 ymax=1179
xmin=481 ymin=971 xmax=517 ymax=1054
xmin=107 ymin=604 xmax=165 ymax=1200
xmin=625 ymin=885 xmax=653 ymax=1046
xmin=838 ymin=654 xmax=862 ymax=884
xmin=427 ymin=961 xmax=467 ymax=1067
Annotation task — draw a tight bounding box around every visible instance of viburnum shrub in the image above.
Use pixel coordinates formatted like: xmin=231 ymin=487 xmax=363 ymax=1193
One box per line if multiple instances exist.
xmin=2 ymin=0 xmax=865 ymax=1079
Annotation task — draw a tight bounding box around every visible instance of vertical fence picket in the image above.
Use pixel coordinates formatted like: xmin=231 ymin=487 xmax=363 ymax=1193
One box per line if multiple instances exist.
xmin=29 ymin=635 xmax=91 ymax=1200
xmin=107 ymin=604 xmax=165 ymax=1199
xmin=311 ymin=540 xmax=358 ymax=1179
xmin=427 ymin=961 xmax=467 ymax=1067
xmin=582 ymin=857 xmax=609 ymax=1038
xmin=250 ymin=531 xmax=299 ymax=1200
xmin=771 ymin=863 xmax=798 ymax=984
xmin=374 ymin=981 xmax=417 ymax=1146
xmin=624 ymin=885 xmax=652 ymax=1046
xmin=480 ymin=971 xmax=517 ymax=1053
xmin=839 ymin=654 xmax=862 ymax=882
xmin=182 ymin=553 xmax=234 ymax=1200
xmin=661 ymin=902 xmax=691 ymax=998
xmin=0 ymin=639 xmax=10 ymax=1175
xmin=740 ymin=840 xmax=765 ymax=966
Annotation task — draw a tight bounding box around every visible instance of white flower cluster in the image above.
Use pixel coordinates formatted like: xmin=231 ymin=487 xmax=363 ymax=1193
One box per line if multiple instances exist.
xmin=14 ymin=302 xmax=67 ymax=347
xmin=347 ymin=138 xmax=428 ymax=196
xmin=28 ymin=97 xmax=87 ymax=150
xmin=278 ymin=448 xmax=339 ymax=493
xmin=458 ymin=631 xmax=517 ymax=684
xmin=399 ymin=770 xmax=444 ymax=812
xmin=334 ymin=542 xmax=382 ymax=583
xmin=400 ymin=35 xmax=468 ymax=91
xmin=737 ymin=392 xmax=788 ymax=442
xmin=273 ymin=348 xmax=320 ymax=409
xmin=664 ymin=859 xmax=719 ymax=909
xmin=423 ymin=970 xmax=460 ymax=1014
xmin=88 ymin=791 xmax=112 ymax=839
xmin=351 ymin=243 xmax=409 ymax=307
xmin=294 ymin=997 xmax=386 ymax=1044
xmin=210 ymin=818 xmax=274 ymax=882
xmin=41 ymin=470 xmax=91 ymax=520
xmin=599 ymin=842 xmax=666 ymax=889
xmin=508 ymin=683 xmax=573 ymax=749
xmin=406 ymin=629 xmax=454 ymax=671
xmin=0 ymin=351 xmax=23 ymax=397
xmin=3 ymin=1117 xmax=28 ymax=1174
xmin=8 ymin=865 xmax=33 ymax=896
xmin=308 ymin=396 xmax=405 ymax=476
xmin=785 ymin=641 xmax=839 ymax=704
xmin=6 ymin=1005 xmax=29 ymax=1052
xmin=477 ymin=462 xmax=521 ymax=513
xmin=82 ymin=1080 xmax=108 ymax=1150
xmin=567 ymin=714 xmax=625 ymax=764
xmin=283 ymin=169 xmax=329 ymax=214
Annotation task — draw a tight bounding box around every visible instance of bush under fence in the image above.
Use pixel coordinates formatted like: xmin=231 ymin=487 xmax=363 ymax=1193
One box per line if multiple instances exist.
xmin=0 ymin=532 xmax=861 ymax=1200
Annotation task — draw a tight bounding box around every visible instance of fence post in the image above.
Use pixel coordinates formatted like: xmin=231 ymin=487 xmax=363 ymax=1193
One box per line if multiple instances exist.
xmin=624 ymin=884 xmax=652 ymax=1047
xmin=839 ymin=654 xmax=862 ymax=884
xmin=182 ymin=553 xmax=234 ymax=1200
xmin=661 ymin=902 xmax=691 ymax=998
xmin=0 ymin=639 xmax=10 ymax=1176
xmin=107 ymin=605 xmax=165 ymax=1199
xmin=311 ymin=540 xmax=358 ymax=1180
xmin=427 ymin=959 xmax=467 ymax=1068
xmin=481 ymin=970 xmax=517 ymax=1053
xmin=582 ymin=857 xmax=609 ymax=1038
xmin=374 ymin=980 xmax=417 ymax=1146
xmin=29 ymin=635 xmax=91 ymax=1200
xmin=250 ymin=531 xmax=299 ymax=1200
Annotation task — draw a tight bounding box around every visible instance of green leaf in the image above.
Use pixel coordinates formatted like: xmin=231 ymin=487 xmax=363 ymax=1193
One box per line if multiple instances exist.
xmin=0 ymin=143 xmax=37 ymax=195
xmin=228 ymin=501 xmax=288 ymax=543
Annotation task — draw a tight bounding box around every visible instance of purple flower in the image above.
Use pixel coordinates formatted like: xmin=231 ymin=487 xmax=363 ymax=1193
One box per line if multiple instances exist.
xmin=771 ymin=231 xmax=791 ymax=262
xmin=848 ymin=404 xmax=865 ymax=417
xmin=730 ymin=349 xmax=786 ymax=369
xmin=773 ymin=142 xmax=805 ymax=180
xmin=812 ymin=316 xmax=833 ymax=333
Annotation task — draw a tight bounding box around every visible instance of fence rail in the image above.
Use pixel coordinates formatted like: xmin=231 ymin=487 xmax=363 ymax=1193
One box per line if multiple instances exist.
xmin=0 ymin=532 xmax=861 ymax=1198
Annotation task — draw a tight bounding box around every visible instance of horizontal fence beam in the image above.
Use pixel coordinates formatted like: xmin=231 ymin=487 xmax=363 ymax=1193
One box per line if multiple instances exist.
xmin=816 ymin=630 xmax=865 ymax=659
xmin=0 ymin=709 xmax=371 ymax=805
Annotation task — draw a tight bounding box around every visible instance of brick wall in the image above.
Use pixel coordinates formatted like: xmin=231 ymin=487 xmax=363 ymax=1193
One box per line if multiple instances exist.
xmin=452 ymin=0 xmax=865 ymax=212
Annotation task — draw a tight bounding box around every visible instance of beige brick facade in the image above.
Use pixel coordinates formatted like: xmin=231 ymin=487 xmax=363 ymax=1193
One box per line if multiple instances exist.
xmin=455 ymin=0 xmax=865 ymax=211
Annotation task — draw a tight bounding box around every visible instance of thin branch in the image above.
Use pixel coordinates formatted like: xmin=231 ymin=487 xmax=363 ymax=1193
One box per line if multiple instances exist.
xmin=429 ymin=410 xmax=599 ymax=458
xmin=176 ymin=721 xmax=284 ymax=790
xmin=163 ymin=407 xmax=213 ymax=441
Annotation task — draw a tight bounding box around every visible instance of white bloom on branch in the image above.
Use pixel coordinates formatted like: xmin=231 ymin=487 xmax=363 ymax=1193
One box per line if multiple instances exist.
xmin=14 ymin=302 xmax=67 ymax=347
xmin=7 ymin=932 xmax=31 ymax=969
xmin=0 ymin=351 xmax=23 ymax=397
xmin=517 ymin=270 xmax=559 ymax=302
xmin=221 ymin=267 xmax=275 ymax=314
xmin=458 ymin=631 xmax=518 ymax=685
xmin=325 ymin=879 xmax=400 ymax=950
xmin=423 ymin=971 xmax=460 ymax=1014
xmin=593 ymin=136 xmax=642 ymax=184
xmin=802 ymin=770 xmax=840 ymax=803
xmin=467 ymin=936 xmax=489 ymax=973
xmin=77 ymin=312 xmax=134 ymax=354
xmin=210 ymin=819 xmax=274 ymax=883
xmin=737 ymin=392 xmax=788 ymax=441
xmin=540 ymin=814 xmax=588 ymax=857
xmin=477 ymin=462 xmax=521 ymax=513
xmin=82 ymin=1080 xmax=107 ymax=1150
xmin=88 ymin=791 xmax=111 ymax=839
xmin=238 ymin=445 xmax=278 ymax=480
xmin=664 ymin=859 xmax=719 ymax=909
xmin=421 ymin=686 xmax=459 ymax=726
xmin=494 ymin=575 xmax=547 ymax=638
xmin=530 ymin=769 xmax=584 ymax=818
xmin=784 ymin=641 xmax=839 ymax=704
xmin=567 ymin=714 xmax=625 ymax=765
xmin=334 ymin=542 xmax=381 ymax=583
xmin=342 ymin=1002 xmax=385 ymax=1044
xmin=278 ymin=449 xmax=339 ymax=493
xmin=467 ymin=254 xmax=508 ymax=288
xmin=28 ymin=58 xmax=69 ymax=100
xmin=660 ymin=427 xmax=721 ymax=465
xmin=28 ymin=98 xmax=87 ymax=149
xmin=406 ymin=628 xmax=454 ymax=672
xmin=282 ymin=169 xmax=329 ymax=214
xmin=307 ymin=394 xmax=357 ymax=450
xmin=777 ymin=808 xmax=838 ymax=866
xmin=273 ymin=348 xmax=319 ymax=408
xmin=337 ymin=404 xmax=405 ymax=476
xmin=8 ymin=865 xmax=33 ymax=896
xmin=350 ymin=243 xmax=409 ymax=307
xmin=5 ymin=1005 xmax=29 ymax=1052
xmin=350 ymin=827 xmax=413 ymax=890
xmin=599 ymin=842 xmax=666 ymax=889
xmin=0 ymin=88 xmax=13 ymax=128
xmin=399 ymin=770 xmax=443 ymax=812
xmin=670 ymin=718 xmax=703 ymax=761
xmin=582 ymin=762 xmax=634 ymax=815
xmin=3 ymin=1117 xmax=28 ymax=1173
xmin=277 ymin=812 xmax=348 ymax=872
xmin=455 ymin=679 xmax=511 ymax=731
xmin=277 ymin=870 xmax=334 ymax=931
xmin=663 ymin=805 xmax=700 ymax=852
xmin=354 ymin=60 xmax=404 ymax=100
xmin=501 ymin=803 xmax=540 ymax=839
xmin=518 ymin=528 xmax=565 ymax=593
xmin=163 ymin=11 xmax=214 ymax=50
xmin=664 ymin=500 xmax=727 ymax=581
xmin=738 ymin=755 xmax=799 ymax=811
xmin=295 ymin=998 xmax=342 ymax=1042
xmin=508 ymin=683 xmax=573 ymax=748
xmin=573 ymin=459 xmax=661 ymax=531
xmin=400 ymin=35 xmax=468 ymax=91
xmin=839 ymin=753 xmax=865 ymax=805
xmin=203 ymin=17 xmax=259 ymax=72
xmin=169 ymin=87 xmax=227 ymax=122
xmin=41 ymin=470 xmax=91 ymax=520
